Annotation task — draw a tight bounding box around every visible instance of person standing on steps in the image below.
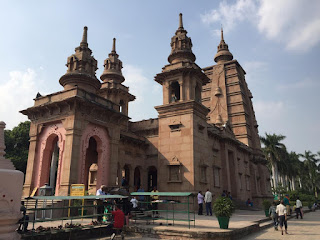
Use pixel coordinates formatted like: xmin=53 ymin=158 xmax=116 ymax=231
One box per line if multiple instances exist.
xmin=204 ymin=189 xmax=213 ymax=216
xmin=276 ymin=199 xmax=288 ymax=235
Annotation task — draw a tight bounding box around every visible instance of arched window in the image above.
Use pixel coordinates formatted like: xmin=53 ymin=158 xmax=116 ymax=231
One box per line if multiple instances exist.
xmin=170 ymin=81 xmax=180 ymax=103
xmin=119 ymin=100 xmax=125 ymax=113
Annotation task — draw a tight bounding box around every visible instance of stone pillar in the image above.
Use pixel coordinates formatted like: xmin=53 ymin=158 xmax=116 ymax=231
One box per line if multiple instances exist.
xmin=0 ymin=121 xmax=24 ymax=240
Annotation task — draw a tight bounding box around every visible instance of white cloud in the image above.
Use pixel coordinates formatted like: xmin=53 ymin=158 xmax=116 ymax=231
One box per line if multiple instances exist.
xmin=201 ymin=0 xmax=257 ymax=34
xmin=123 ymin=65 xmax=161 ymax=121
xmin=0 ymin=69 xmax=38 ymax=129
xmin=277 ymin=78 xmax=320 ymax=91
xmin=201 ymin=0 xmax=320 ymax=52
xmin=254 ymin=100 xmax=284 ymax=122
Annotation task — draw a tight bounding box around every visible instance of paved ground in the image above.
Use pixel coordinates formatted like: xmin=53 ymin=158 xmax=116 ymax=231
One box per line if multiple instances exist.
xmin=240 ymin=210 xmax=320 ymax=240
xmin=91 ymin=210 xmax=320 ymax=239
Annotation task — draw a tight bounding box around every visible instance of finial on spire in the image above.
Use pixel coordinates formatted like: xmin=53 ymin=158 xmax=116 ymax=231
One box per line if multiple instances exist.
xmin=112 ymin=38 xmax=116 ymax=53
xmin=80 ymin=26 xmax=88 ymax=48
xmin=221 ymin=26 xmax=224 ymax=41
xmin=179 ymin=13 xmax=184 ymax=30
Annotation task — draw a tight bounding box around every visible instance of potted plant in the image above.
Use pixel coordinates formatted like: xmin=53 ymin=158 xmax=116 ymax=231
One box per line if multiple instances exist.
xmin=262 ymin=200 xmax=271 ymax=217
xmin=213 ymin=196 xmax=235 ymax=229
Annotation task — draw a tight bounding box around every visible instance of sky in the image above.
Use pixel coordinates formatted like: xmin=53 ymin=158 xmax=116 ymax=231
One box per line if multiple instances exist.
xmin=0 ymin=0 xmax=319 ymax=155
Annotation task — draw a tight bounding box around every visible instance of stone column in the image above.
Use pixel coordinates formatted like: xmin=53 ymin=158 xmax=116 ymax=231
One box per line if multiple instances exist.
xmin=0 ymin=121 xmax=24 ymax=240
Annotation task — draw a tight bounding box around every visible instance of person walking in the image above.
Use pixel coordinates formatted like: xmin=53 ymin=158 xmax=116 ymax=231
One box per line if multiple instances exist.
xmin=283 ymin=194 xmax=291 ymax=216
xmin=296 ymin=196 xmax=303 ymax=219
xmin=197 ymin=191 xmax=204 ymax=215
xmin=204 ymin=189 xmax=213 ymax=216
xmin=269 ymin=202 xmax=278 ymax=230
xmin=276 ymin=200 xmax=288 ymax=235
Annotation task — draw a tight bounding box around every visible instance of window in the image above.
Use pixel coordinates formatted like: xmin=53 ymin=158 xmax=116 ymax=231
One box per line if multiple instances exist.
xmin=214 ymin=168 xmax=220 ymax=187
xmin=200 ymin=165 xmax=207 ymax=183
xmin=169 ymin=165 xmax=181 ymax=182
xmin=245 ymin=175 xmax=250 ymax=191
xmin=239 ymin=173 xmax=242 ymax=190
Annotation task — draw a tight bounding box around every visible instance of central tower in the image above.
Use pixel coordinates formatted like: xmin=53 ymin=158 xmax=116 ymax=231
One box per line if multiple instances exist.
xmin=155 ymin=14 xmax=210 ymax=191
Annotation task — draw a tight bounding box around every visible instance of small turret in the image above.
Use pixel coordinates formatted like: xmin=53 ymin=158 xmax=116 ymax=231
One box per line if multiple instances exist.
xmin=214 ymin=28 xmax=233 ymax=63
xmin=100 ymin=38 xmax=125 ymax=83
xmin=59 ymin=26 xmax=101 ymax=93
xmin=168 ymin=13 xmax=196 ymax=64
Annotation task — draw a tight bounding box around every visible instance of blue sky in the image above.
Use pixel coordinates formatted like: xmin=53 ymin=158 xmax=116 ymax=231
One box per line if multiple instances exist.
xmin=0 ymin=0 xmax=319 ymax=155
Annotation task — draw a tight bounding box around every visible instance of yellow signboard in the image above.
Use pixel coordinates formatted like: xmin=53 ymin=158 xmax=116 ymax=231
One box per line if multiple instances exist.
xmin=30 ymin=187 xmax=38 ymax=197
xmin=70 ymin=184 xmax=85 ymax=196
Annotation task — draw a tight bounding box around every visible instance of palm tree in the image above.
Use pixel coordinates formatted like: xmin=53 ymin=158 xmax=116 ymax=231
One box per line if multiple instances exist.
xmin=299 ymin=150 xmax=319 ymax=197
xmin=287 ymin=151 xmax=301 ymax=190
xmin=260 ymin=133 xmax=287 ymax=189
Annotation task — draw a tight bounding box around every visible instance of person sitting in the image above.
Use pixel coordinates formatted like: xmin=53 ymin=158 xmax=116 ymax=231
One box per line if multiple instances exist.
xmin=18 ymin=201 xmax=29 ymax=232
xmin=246 ymin=198 xmax=253 ymax=207
xmin=110 ymin=205 xmax=125 ymax=240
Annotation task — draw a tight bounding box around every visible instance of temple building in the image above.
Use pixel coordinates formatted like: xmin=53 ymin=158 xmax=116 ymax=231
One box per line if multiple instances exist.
xmin=21 ymin=14 xmax=271 ymax=203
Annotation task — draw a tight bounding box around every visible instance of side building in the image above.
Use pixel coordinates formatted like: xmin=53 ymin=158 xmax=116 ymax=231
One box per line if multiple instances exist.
xmin=21 ymin=14 xmax=271 ymax=205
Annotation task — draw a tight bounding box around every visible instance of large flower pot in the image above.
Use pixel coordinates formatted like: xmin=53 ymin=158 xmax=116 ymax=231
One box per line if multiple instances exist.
xmin=264 ymin=210 xmax=270 ymax=217
xmin=217 ymin=216 xmax=230 ymax=229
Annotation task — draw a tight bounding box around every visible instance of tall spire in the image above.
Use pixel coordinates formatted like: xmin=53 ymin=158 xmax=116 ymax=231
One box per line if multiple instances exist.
xmin=80 ymin=26 xmax=88 ymax=48
xmin=168 ymin=13 xmax=195 ymax=64
xmin=112 ymin=38 xmax=116 ymax=53
xmin=100 ymin=38 xmax=124 ymax=83
xmin=221 ymin=27 xmax=224 ymax=41
xmin=178 ymin=13 xmax=184 ymax=30
xmin=59 ymin=26 xmax=100 ymax=93
xmin=214 ymin=27 xmax=233 ymax=63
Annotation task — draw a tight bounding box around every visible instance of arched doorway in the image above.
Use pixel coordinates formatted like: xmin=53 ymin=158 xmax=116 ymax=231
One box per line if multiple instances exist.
xmin=122 ymin=165 xmax=130 ymax=187
xmin=48 ymin=137 xmax=60 ymax=193
xmin=134 ymin=167 xmax=141 ymax=190
xmin=147 ymin=166 xmax=157 ymax=191
xmin=84 ymin=137 xmax=98 ymax=190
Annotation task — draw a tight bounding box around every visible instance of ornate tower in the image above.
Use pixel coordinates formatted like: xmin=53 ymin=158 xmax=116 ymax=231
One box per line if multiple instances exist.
xmin=59 ymin=26 xmax=101 ymax=93
xmin=202 ymin=28 xmax=262 ymax=152
xmin=21 ymin=27 xmax=127 ymax=197
xmin=99 ymin=38 xmax=135 ymax=115
xmin=155 ymin=13 xmax=210 ymax=191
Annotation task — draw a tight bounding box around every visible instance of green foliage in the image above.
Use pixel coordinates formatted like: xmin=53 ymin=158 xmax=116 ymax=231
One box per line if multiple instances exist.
xmin=213 ymin=197 xmax=235 ymax=218
xmin=262 ymin=199 xmax=271 ymax=210
xmin=4 ymin=121 xmax=30 ymax=173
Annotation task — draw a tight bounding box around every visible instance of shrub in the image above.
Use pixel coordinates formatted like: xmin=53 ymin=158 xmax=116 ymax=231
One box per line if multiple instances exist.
xmin=262 ymin=199 xmax=272 ymax=210
xmin=213 ymin=197 xmax=235 ymax=218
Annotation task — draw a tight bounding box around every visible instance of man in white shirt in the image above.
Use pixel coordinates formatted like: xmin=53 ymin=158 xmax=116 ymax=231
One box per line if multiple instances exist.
xmin=96 ymin=185 xmax=106 ymax=222
xmin=130 ymin=197 xmax=139 ymax=210
xmin=204 ymin=189 xmax=213 ymax=216
xmin=296 ymin=197 xmax=303 ymax=219
xmin=276 ymin=200 xmax=288 ymax=235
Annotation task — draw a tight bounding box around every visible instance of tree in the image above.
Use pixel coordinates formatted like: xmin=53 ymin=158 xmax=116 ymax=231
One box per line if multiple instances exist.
xmin=4 ymin=121 xmax=30 ymax=173
xmin=299 ymin=150 xmax=319 ymax=198
xmin=260 ymin=133 xmax=286 ymax=189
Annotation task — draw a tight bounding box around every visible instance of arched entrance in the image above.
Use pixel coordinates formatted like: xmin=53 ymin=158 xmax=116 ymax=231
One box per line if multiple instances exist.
xmin=147 ymin=166 xmax=157 ymax=191
xmin=78 ymin=124 xmax=110 ymax=191
xmin=49 ymin=137 xmax=59 ymax=193
xmin=35 ymin=123 xmax=66 ymax=196
xmin=122 ymin=165 xmax=130 ymax=187
xmin=134 ymin=167 xmax=141 ymax=190
xmin=83 ymin=137 xmax=98 ymax=190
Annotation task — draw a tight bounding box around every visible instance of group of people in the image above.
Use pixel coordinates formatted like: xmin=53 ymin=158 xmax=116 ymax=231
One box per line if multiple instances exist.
xmin=197 ymin=189 xmax=213 ymax=216
xmin=269 ymin=196 xmax=304 ymax=235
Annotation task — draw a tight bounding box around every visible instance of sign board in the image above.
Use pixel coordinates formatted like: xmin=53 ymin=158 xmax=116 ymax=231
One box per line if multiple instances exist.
xmin=70 ymin=184 xmax=85 ymax=196
xmin=30 ymin=187 xmax=38 ymax=197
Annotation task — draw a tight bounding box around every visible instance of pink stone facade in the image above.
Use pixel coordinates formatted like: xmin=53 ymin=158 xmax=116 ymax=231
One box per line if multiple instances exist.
xmin=21 ymin=15 xmax=271 ymax=205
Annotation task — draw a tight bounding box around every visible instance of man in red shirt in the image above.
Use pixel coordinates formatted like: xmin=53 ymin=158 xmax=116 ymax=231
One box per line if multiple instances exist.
xmin=112 ymin=205 xmax=125 ymax=229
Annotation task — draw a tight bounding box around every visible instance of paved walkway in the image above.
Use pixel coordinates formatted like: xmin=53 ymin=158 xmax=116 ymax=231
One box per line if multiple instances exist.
xmin=240 ymin=210 xmax=320 ymax=240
